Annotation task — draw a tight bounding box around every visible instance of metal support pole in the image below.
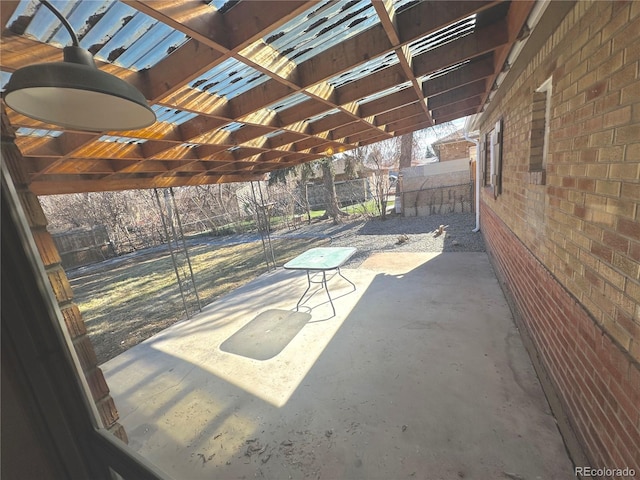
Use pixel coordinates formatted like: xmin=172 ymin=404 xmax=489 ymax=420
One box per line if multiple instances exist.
xmin=257 ymin=181 xmax=277 ymax=267
xmin=251 ymin=181 xmax=273 ymax=270
xmin=170 ymin=188 xmax=201 ymax=311
xmin=154 ymin=188 xmax=190 ymax=319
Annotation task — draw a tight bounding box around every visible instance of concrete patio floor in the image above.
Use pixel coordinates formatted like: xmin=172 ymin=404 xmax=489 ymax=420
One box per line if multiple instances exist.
xmin=102 ymin=252 xmax=574 ymax=480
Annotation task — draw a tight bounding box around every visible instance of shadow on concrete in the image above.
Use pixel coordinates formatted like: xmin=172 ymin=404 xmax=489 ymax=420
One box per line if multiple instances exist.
xmin=220 ymin=309 xmax=312 ymax=361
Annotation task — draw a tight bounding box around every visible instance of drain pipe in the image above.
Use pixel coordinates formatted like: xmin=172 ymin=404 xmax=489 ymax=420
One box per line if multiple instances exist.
xmin=464 ymin=129 xmax=481 ymax=232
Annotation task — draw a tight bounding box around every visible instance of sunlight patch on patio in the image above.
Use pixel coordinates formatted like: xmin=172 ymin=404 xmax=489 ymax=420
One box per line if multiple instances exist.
xmin=103 ymin=264 xmax=374 ymax=409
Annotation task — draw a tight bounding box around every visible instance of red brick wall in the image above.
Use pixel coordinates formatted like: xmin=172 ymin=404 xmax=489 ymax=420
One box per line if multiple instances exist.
xmin=436 ymin=140 xmax=474 ymax=161
xmin=482 ymin=204 xmax=639 ymax=475
xmin=478 ymin=0 xmax=640 ymax=474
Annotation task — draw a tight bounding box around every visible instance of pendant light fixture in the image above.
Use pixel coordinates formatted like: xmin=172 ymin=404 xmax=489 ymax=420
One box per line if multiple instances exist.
xmin=3 ymin=0 xmax=156 ymax=132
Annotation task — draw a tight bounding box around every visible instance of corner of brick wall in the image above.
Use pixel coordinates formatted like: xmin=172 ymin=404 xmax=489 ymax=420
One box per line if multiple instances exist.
xmin=1 ymin=109 xmax=127 ymax=444
xmin=438 ymin=141 xmax=474 ymax=162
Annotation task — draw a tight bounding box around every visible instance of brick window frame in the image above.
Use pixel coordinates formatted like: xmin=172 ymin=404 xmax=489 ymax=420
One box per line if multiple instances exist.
xmin=528 ymin=77 xmax=552 ymax=185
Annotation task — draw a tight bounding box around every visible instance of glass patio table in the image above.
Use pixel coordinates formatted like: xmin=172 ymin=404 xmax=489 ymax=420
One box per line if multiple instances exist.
xmin=283 ymin=247 xmax=357 ymax=316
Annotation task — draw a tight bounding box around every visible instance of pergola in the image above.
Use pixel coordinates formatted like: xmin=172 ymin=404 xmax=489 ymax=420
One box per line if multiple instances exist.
xmin=13 ymin=2 xmax=640 ymax=479
xmin=1 ymin=0 xmax=532 ymax=196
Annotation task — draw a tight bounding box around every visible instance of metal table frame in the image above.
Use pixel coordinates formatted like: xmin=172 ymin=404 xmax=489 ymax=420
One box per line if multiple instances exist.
xmin=283 ymin=247 xmax=357 ymax=316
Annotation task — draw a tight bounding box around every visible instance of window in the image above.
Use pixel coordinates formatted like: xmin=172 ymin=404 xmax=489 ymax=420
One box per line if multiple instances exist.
xmin=529 ymin=77 xmax=552 ymax=184
xmin=482 ymin=118 xmax=503 ymax=198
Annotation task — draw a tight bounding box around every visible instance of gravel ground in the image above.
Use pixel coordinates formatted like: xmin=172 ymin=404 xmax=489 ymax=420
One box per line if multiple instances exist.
xmin=276 ymin=212 xmax=485 ymax=267
xmin=71 ymin=212 xmax=486 ymax=277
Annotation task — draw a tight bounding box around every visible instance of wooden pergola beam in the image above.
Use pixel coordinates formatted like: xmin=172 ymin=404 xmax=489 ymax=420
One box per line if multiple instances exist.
xmin=374 ymin=102 xmax=422 ymax=126
xmin=430 ymin=96 xmax=483 ymax=119
xmin=309 ymin=113 xmax=355 ymax=135
xmin=1 ymin=2 xmax=20 ymax=35
xmin=179 ymin=116 xmax=229 ymax=141
xmin=422 ymin=56 xmax=495 ymax=97
xmin=142 ymin=41 xmax=226 ymax=102
xmin=43 ymin=159 xmax=119 ymax=175
xmin=337 ymin=64 xmax=408 ymax=105
xmin=372 ymin=1 xmax=433 ymax=131
xmin=297 ymin=25 xmax=392 ymax=88
xmin=433 ymin=107 xmax=480 ymax=124
xmin=330 ymin=122 xmax=371 ymax=140
xmin=385 ymin=113 xmax=429 ymax=133
xmin=267 ymin=131 xmax=308 ymax=149
xmin=356 ymin=88 xmax=413 ymax=119
xmin=396 ymin=0 xmax=501 ymax=43
xmin=394 ymin=120 xmax=433 ymax=137
xmin=476 ymin=0 xmax=535 ymax=115
xmin=123 ymin=1 xmax=229 ymax=49
xmin=224 ymin=1 xmax=313 ymax=49
xmin=29 ymin=173 xmax=266 ymax=195
xmin=413 ymin=20 xmax=509 ymax=77
xmin=292 ymin=136 xmax=329 ymax=153
xmin=196 ymin=145 xmax=233 ymax=160
xmin=427 ymin=79 xmax=488 ymax=110
xmin=346 ymin=130 xmax=389 ymax=145
xmin=275 ymin=99 xmax=325 ymax=125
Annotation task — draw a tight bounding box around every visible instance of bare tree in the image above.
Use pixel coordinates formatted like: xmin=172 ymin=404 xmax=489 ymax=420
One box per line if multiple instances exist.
xmin=298 ymin=162 xmax=314 ymax=223
xmin=268 ymin=162 xmax=316 ymax=225
xmin=40 ymin=193 xmax=85 ymax=230
xmin=319 ymin=157 xmax=348 ymax=224
xmin=338 ymin=139 xmax=399 ymax=219
xmin=362 ymin=139 xmax=400 ymax=219
xmin=399 ymin=132 xmax=413 ymax=170
xmin=269 ymin=159 xmax=349 ymax=225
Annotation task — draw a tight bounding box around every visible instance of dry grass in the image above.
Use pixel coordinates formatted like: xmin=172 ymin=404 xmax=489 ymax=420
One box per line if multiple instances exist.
xmin=69 ymin=237 xmax=329 ymax=364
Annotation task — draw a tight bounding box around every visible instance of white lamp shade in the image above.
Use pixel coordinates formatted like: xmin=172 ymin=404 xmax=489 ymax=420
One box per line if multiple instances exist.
xmin=4 ymin=60 xmax=156 ymax=132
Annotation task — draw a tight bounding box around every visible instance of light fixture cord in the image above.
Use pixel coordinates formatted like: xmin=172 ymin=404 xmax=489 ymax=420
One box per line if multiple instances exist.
xmin=40 ymin=0 xmax=80 ymax=47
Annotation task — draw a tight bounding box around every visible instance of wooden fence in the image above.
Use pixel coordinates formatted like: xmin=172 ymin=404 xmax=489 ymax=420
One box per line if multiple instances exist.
xmin=52 ymin=225 xmax=117 ymax=269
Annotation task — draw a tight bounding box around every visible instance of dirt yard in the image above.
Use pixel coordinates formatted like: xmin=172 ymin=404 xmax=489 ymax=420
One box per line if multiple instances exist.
xmin=68 ymin=236 xmax=329 ymax=364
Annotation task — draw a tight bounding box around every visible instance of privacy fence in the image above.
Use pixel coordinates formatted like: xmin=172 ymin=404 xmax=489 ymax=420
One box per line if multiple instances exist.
xmin=399 ymin=182 xmax=474 ymax=217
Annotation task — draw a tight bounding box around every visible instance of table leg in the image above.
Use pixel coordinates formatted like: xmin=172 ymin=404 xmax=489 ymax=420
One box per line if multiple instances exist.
xmin=295 ymin=269 xmax=336 ymax=316
xmin=337 ymin=267 xmax=356 ymax=291
xmin=321 ymin=270 xmax=336 ymax=317
xmin=295 ymin=270 xmax=313 ymax=312
xmin=294 ymin=267 xmax=356 ymax=316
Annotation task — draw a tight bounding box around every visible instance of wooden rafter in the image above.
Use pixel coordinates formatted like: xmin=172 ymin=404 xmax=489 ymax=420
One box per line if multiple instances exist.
xmin=476 ymin=0 xmax=536 ymax=115
xmin=428 ymin=79 xmax=488 ymax=110
xmin=422 ymin=56 xmax=495 ymax=97
xmin=372 ymin=1 xmax=432 ymax=132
